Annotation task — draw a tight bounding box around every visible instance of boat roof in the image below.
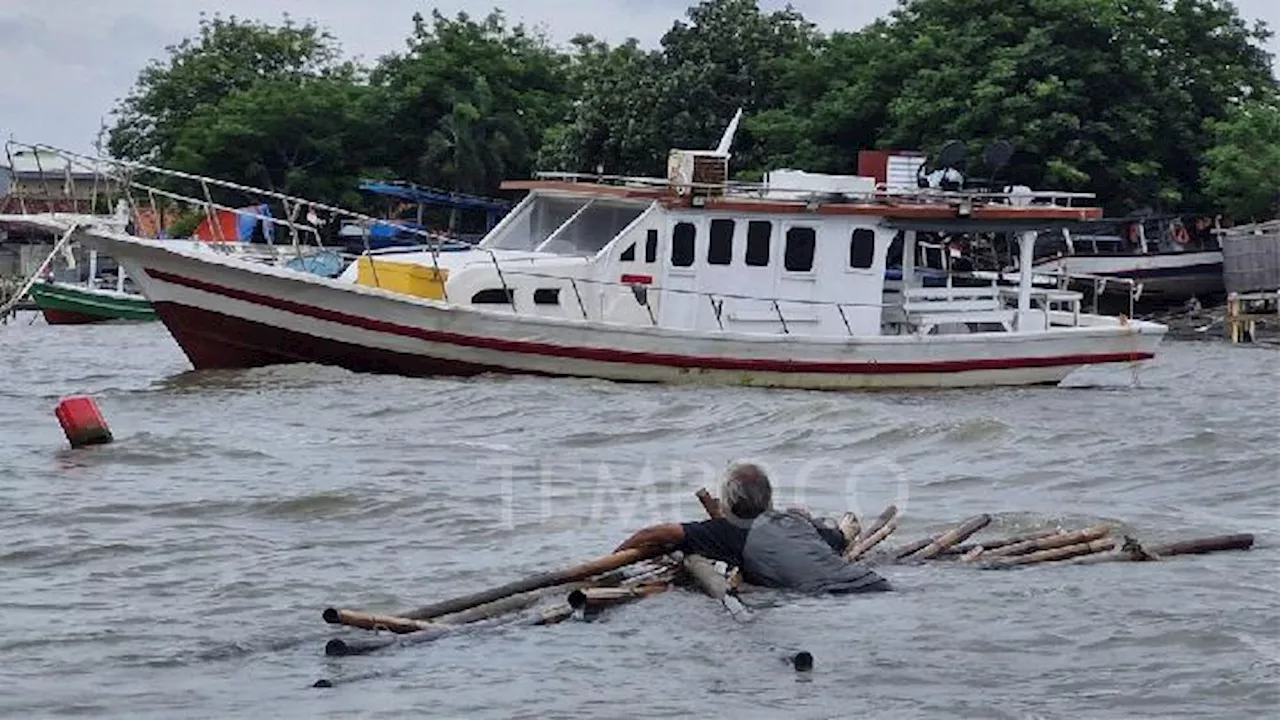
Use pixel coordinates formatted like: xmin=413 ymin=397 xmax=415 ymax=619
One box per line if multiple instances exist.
xmin=359 ymin=180 xmax=512 ymax=212
xmin=501 ymin=175 xmax=1103 ymax=233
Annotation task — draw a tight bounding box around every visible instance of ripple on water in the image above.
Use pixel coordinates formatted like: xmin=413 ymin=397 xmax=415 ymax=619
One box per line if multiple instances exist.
xmin=0 ymin=332 xmax=1276 ymax=718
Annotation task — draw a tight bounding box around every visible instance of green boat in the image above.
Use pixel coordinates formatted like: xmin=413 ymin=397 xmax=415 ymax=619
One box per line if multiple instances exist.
xmin=28 ymin=281 xmax=157 ymax=324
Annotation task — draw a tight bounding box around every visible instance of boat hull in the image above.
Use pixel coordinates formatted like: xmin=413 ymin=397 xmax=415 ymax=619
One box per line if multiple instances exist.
xmin=29 ymin=281 xmax=157 ymax=325
xmin=1033 ymin=252 xmax=1224 ymax=302
xmin=87 ymin=233 xmax=1166 ymax=390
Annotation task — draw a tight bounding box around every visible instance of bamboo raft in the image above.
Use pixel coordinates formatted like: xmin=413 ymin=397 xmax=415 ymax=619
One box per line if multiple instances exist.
xmin=315 ymin=492 xmax=1257 ymax=685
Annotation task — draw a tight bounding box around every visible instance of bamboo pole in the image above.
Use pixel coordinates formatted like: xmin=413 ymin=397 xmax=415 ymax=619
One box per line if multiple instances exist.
xmin=944 ymin=530 xmax=1061 ymax=557
xmin=567 ymin=582 xmax=672 ymax=611
xmin=323 ymin=609 xmax=439 ymax=635
xmin=982 ymin=525 xmax=1111 ymax=559
xmin=682 ymin=554 xmax=751 ymax=621
xmin=1076 ymin=533 xmax=1256 ymax=565
xmin=912 ymin=515 xmax=993 ymax=560
xmin=844 ymin=516 xmax=900 ymax=561
xmin=983 ymin=538 xmax=1117 ymax=569
xmin=325 ymin=601 xmax=578 ymax=657
xmin=894 ymin=536 xmax=936 ymax=560
xmin=837 ymin=512 xmax=862 ymax=552
xmin=857 ymin=505 xmax=899 ymax=542
xmin=696 ymin=488 xmax=724 ymax=519
xmin=1149 ymin=534 xmax=1254 ymax=557
xmin=392 ymin=546 xmax=667 ymax=621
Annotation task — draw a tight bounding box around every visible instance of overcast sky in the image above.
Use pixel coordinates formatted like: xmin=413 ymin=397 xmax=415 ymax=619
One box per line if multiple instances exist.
xmin=3 ymin=0 xmax=1277 ymax=154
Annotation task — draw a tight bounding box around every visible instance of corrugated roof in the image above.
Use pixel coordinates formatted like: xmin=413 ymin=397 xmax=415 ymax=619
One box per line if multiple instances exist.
xmin=1 ymin=149 xmax=104 ymax=177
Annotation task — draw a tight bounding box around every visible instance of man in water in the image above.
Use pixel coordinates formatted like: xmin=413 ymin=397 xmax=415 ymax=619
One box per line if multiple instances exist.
xmin=615 ymin=462 xmax=891 ymax=594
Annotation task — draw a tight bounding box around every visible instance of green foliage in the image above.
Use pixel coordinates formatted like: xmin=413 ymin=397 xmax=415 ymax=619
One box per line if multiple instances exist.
xmin=103 ymin=0 xmax=1279 ymax=218
xmin=1203 ymin=99 xmax=1280 ymax=220
xmin=371 ymin=10 xmax=572 ymax=193
xmin=108 ymin=14 xmax=346 ymax=162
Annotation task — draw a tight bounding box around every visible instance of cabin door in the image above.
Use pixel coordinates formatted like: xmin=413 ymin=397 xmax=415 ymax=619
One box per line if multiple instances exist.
xmin=659 ymin=219 xmax=700 ymax=330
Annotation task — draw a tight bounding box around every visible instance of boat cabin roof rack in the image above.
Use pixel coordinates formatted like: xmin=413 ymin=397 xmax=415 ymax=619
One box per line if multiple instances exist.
xmin=524 ymin=171 xmax=1098 ymax=211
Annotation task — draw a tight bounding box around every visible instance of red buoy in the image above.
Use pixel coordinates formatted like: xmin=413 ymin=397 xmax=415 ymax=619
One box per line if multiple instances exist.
xmin=55 ymin=396 xmax=114 ymax=448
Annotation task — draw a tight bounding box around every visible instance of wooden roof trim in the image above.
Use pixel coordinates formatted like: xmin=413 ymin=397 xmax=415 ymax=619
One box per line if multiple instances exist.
xmin=499 ymin=180 xmax=1104 ymax=222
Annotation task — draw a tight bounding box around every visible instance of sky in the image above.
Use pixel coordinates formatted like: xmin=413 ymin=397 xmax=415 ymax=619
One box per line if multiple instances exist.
xmin=3 ymin=0 xmax=1278 ymax=154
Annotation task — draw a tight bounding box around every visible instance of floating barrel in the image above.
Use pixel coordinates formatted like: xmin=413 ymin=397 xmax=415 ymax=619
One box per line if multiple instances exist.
xmin=55 ymin=396 xmax=113 ymax=448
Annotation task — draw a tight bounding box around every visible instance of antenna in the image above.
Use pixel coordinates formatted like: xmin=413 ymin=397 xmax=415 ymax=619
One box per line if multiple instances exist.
xmin=715 ymin=107 xmax=744 ymax=156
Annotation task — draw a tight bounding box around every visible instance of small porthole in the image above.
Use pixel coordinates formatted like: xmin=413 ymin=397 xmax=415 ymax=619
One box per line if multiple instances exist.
xmin=534 ymin=288 xmax=561 ymax=305
xmin=472 ymin=288 xmax=514 ymax=304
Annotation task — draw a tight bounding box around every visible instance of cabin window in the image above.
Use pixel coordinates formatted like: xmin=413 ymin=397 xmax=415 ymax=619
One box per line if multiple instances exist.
xmin=620 ymin=243 xmax=636 ymax=262
xmin=672 ymin=222 xmax=696 ymax=267
xmin=784 ymin=227 xmax=816 ymax=272
xmin=708 ymin=219 xmax=734 ymax=265
xmin=746 ymin=221 xmax=772 ymax=267
xmin=472 ymin=288 xmax=515 ymax=304
xmin=645 ymin=230 xmax=659 ymax=263
xmin=849 ymin=229 xmax=876 ymax=269
xmin=534 ymin=288 xmax=561 ymax=305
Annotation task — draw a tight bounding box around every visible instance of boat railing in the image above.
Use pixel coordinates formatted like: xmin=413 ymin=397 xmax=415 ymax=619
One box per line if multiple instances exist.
xmin=532 ymin=171 xmax=1099 ymax=208
xmin=4 ymin=140 xmax=468 ymax=300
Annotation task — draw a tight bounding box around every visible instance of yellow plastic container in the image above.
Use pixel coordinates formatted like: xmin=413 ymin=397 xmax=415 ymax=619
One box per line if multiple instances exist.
xmin=355 ymin=258 xmax=448 ymax=300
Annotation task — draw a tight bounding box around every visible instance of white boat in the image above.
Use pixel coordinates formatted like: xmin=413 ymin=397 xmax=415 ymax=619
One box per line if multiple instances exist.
xmin=15 ymin=129 xmax=1167 ymax=390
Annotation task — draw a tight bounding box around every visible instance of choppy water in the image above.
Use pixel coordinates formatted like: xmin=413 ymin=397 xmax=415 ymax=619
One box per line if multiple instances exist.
xmin=0 ymin=313 xmax=1276 ymax=719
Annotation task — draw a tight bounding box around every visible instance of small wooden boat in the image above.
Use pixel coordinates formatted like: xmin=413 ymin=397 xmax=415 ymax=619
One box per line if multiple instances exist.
xmin=28 ymin=280 xmax=156 ymax=324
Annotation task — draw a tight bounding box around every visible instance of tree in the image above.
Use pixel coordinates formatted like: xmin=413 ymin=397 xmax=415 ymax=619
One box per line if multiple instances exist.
xmin=108 ymin=15 xmax=345 ymax=162
xmin=167 ymin=77 xmax=382 ymax=205
xmin=540 ymin=0 xmax=819 ymax=177
xmin=854 ymin=0 xmax=1277 ymax=212
xmin=371 ymin=10 xmax=572 ymax=193
xmin=1202 ymin=99 xmax=1280 ymax=221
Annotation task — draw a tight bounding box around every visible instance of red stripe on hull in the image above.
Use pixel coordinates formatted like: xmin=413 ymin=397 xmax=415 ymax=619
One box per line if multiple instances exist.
xmin=151 ymin=302 xmax=506 ymax=376
xmin=41 ymin=308 xmax=112 ymax=325
xmin=145 ymin=269 xmax=1156 ymax=375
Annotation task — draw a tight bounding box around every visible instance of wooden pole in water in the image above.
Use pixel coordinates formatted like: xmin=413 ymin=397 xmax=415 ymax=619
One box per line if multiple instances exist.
xmin=845 ymin=516 xmax=899 ymax=561
xmin=857 ymin=505 xmax=899 ymax=542
xmin=393 ymin=546 xmax=667 ymax=621
xmin=912 ymin=515 xmax=993 ymax=560
xmin=981 ymin=525 xmax=1111 ymax=559
xmin=943 ymin=530 xmax=1061 ymax=557
xmin=682 ymin=554 xmax=752 ymax=621
xmin=568 ymin=582 xmax=672 ymax=611
xmin=1149 ymin=534 xmax=1254 ymax=557
xmin=696 ymin=488 xmax=724 ymax=519
xmin=983 ymin=538 xmax=1118 ymax=569
xmin=894 ymin=536 xmax=936 ymax=561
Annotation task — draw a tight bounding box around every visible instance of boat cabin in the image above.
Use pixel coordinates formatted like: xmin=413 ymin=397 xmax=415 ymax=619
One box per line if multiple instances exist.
xmin=341 ymin=144 xmax=1103 ymax=339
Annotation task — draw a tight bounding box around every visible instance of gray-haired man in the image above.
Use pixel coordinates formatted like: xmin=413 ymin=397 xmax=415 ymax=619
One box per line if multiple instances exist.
xmin=615 ymin=462 xmax=891 ymax=594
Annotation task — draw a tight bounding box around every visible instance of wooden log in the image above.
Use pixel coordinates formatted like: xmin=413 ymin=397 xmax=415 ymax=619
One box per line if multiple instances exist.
xmin=983 ymin=538 xmax=1117 ymax=569
xmin=1075 ymin=534 xmax=1255 ymax=565
xmin=323 ymin=609 xmax=439 ymax=635
xmin=837 ymin=512 xmax=862 ymax=552
xmin=1149 ymin=534 xmax=1254 ymax=557
xmin=943 ymin=530 xmax=1061 ymax=556
xmin=325 ymin=601 xmax=578 ymax=657
xmin=845 ymin=516 xmax=899 ymax=561
xmin=960 ymin=546 xmax=985 ymax=563
xmin=567 ymin=582 xmax=671 ymax=611
xmin=696 ymin=488 xmax=724 ymax=519
xmin=857 ymin=505 xmax=899 ymax=542
xmin=396 ymin=547 xmax=666 ymax=620
xmin=913 ymin=515 xmax=993 ymax=560
xmin=982 ymin=525 xmax=1112 ymax=558
xmin=893 ymin=536 xmax=936 ymax=560
xmin=682 ymin=554 xmax=752 ymax=621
